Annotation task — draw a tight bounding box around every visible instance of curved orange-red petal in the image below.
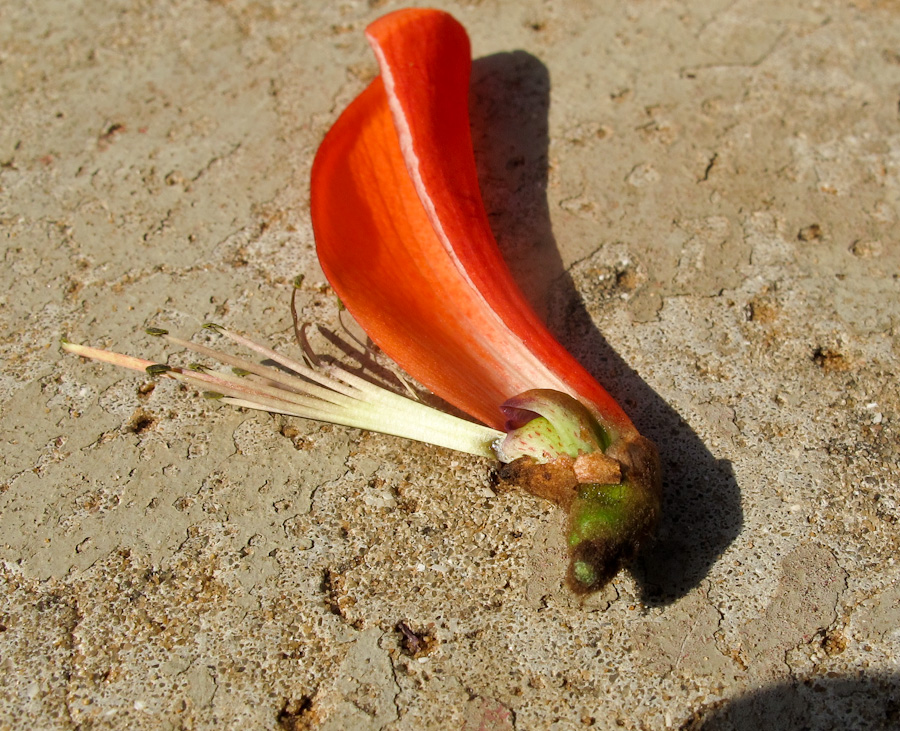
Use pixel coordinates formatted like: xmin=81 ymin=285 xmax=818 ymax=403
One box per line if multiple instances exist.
xmin=311 ymin=8 xmax=633 ymax=434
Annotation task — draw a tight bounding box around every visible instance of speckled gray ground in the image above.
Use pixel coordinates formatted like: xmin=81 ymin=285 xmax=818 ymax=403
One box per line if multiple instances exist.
xmin=1 ymin=1 xmax=899 ymax=729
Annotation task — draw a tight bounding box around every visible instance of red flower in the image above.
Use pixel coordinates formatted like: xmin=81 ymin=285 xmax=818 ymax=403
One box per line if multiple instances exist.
xmin=312 ymin=9 xmax=631 ymax=436
xmin=311 ymin=9 xmax=660 ymax=590
xmin=65 ymin=9 xmax=660 ymax=592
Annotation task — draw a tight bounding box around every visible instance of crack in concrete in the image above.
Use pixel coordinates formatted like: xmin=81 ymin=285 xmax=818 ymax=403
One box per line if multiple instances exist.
xmin=383 ymin=630 xmax=404 ymax=728
xmin=191 ymin=142 xmax=242 ymax=185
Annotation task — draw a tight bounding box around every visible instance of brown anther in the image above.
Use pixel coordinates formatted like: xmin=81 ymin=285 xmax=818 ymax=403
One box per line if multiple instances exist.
xmin=573 ymin=452 xmax=621 ymax=485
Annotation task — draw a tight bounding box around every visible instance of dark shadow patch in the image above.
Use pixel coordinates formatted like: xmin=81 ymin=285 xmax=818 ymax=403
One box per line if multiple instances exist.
xmin=681 ymin=672 xmax=900 ymax=731
xmin=470 ymin=52 xmax=742 ymax=604
xmin=277 ymin=695 xmax=317 ymax=730
xmin=125 ymin=407 xmax=156 ymax=434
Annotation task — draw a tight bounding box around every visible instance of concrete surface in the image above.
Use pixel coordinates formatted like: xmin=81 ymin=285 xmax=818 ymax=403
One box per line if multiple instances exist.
xmin=2 ymin=0 xmax=899 ymax=729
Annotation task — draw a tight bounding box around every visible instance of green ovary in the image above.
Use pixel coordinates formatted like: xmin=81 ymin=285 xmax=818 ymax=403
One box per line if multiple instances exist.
xmin=567 ymin=483 xmax=631 ymax=548
xmin=572 ymin=559 xmax=598 ymax=587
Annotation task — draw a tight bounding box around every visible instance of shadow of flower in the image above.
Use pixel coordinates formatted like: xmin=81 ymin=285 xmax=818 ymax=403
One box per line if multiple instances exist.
xmin=470 ymin=51 xmax=742 ymax=603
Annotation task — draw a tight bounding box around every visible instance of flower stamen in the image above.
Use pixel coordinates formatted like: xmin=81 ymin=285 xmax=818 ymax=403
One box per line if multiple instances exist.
xmin=62 ymin=327 xmax=504 ymax=459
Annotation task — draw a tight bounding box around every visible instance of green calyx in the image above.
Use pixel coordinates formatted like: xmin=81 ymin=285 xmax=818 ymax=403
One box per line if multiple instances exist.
xmin=565 ymin=481 xmax=655 ymax=593
xmin=494 ymin=391 xmax=662 ymax=595
xmin=568 ymin=483 xmax=632 ymax=548
xmin=565 ymin=437 xmax=662 ymax=594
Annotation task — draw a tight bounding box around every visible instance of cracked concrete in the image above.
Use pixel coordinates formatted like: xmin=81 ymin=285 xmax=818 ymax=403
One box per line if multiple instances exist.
xmin=2 ymin=0 xmax=899 ymax=729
